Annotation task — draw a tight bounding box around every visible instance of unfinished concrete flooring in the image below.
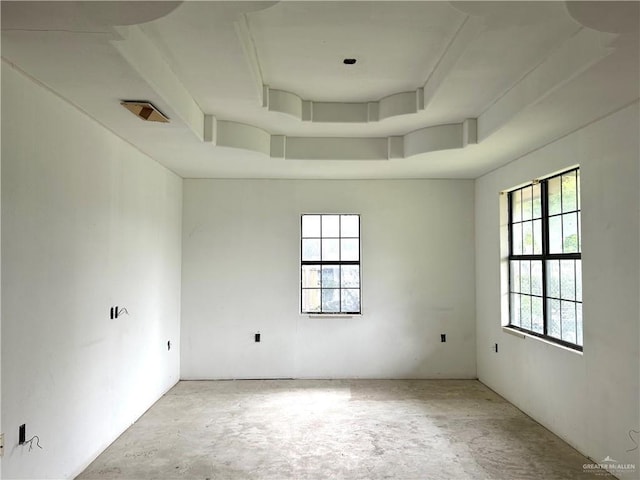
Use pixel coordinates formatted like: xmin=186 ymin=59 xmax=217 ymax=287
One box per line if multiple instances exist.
xmin=77 ymin=380 xmax=609 ymax=480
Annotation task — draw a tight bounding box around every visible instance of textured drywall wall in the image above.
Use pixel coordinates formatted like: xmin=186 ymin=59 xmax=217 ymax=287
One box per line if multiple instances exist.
xmin=181 ymin=178 xmax=476 ymax=380
xmin=1 ymin=63 xmax=183 ymax=479
xmin=475 ymin=102 xmax=639 ymax=478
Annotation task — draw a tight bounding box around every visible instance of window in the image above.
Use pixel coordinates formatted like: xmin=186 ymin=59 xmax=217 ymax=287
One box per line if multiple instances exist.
xmin=301 ymin=214 xmax=361 ymax=314
xmin=508 ymin=168 xmax=582 ymax=350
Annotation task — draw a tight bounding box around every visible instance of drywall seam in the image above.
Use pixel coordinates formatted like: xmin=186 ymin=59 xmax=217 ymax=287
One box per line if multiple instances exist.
xmin=422 ymin=15 xmax=484 ymax=109
xmin=235 ymin=14 xmax=266 ymax=106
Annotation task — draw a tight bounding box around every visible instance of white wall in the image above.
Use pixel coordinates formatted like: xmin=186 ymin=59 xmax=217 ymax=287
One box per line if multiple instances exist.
xmin=181 ymin=179 xmax=475 ymax=379
xmin=475 ymin=102 xmax=639 ymax=477
xmin=1 ymin=63 xmax=183 ymax=479
xmin=0 ymin=66 xmax=3 ymax=479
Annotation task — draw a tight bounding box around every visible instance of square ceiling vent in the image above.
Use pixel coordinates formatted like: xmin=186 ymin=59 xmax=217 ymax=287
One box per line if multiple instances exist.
xmin=121 ymin=101 xmax=169 ymax=123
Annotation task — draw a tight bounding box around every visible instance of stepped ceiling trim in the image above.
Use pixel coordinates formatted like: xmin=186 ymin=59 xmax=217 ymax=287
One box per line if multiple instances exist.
xmin=205 ymin=117 xmax=478 ymax=161
xmin=113 ymin=21 xmax=482 ymax=161
xmin=110 ymin=16 xmax=617 ymax=160
xmin=263 ymin=86 xmax=424 ymax=123
xmin=2 ymin=1 xmax=636 ymax=177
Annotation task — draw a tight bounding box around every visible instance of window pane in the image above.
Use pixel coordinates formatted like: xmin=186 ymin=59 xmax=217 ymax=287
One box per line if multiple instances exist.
xmin=322 ymin=239 xmax=339 ymax=261
xmin=302 ymin=289 xmax=321 ymax=313
xmin=522 ymin=221 xmax=533 ymax=254
xmin=562 ymin=172 xmax=577 ymax=212
xmin=302 ymin=215 xmax=320 ymax=237
xmin=576 ymin=260 xmax=582 ymax=301
xmin=576 ymin=303 xmax=583 ymax=346
xmin=561 ymin=301 xmax=577 ymax=344
xmin=533 ymin=219 xmax=542 ymax=254
xmin=520 ymin=261 xmax=530 ymax=295
xmin=322 ymin=215 xmax=339 ymax=237
xmin=321 ymin=265 xmax=340 ymax=288
xmin=321 ymin=289 xmax=340 ymax=312
xmin=341 ymin=289 xmax=360 ymax=312
xmin=341 ymin=265 xmax=360 ymax=288
xmin=549 ymin=216 xmax=562 ymax=254
xmin=532 ymin=183 xmax=542 ymax=218
xmin=531 ymin=261 xmax=543 ymax=296
xmin=302 ymin=239 xmax=320 ymax=261
xmin=512 ymin=190 xmax=522 ymax=222
xmin=302 ymin=265 xmax=321 ymax=288
xmin=548 ymin=176 xmax=562 ymax=216
xmin=562 ymin=213 xmax=579 ymax=253
xmin=520 ymin=295 xmax=531 ymax=330
xmin=510 ymin=261 xmax=520 ymax=293
xmin=341 ymin=215 xmax=359 ymax=237
xmin=531 ymin=296 xmax=543 ymax=334
xmin=578 ymin=215 xmax=582 ymax=251
xmin=522 ymin=186 xmax=532 ymax=221
xmin=548 ymin=299 xmax=561 ymax=338
xmin=576 ymin=169 xmax=581 ymax=210
xmin=512 ymin=223 xmax=522 ymax=255
xmin=341 ymin=239 xmax=359 ymax=261
xmin=560 ymin=260 xmax=576 ymax=301
xmin=511 ymin=294 xmax=521 ymax=326
xmin=547 ymin=260 xmax=560 ymax=298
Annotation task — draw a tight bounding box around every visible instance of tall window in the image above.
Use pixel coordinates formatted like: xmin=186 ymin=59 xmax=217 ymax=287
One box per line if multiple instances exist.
xmin=301 ymin=214 xmax=361 ymax=314
xmin=508 ymin=168 xmax=582 ymax=350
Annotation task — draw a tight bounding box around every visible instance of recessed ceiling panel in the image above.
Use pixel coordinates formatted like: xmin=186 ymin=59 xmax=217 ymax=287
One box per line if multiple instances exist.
xmin=247 ymin=1 xmax=466 ymax=102
xmin=2 ymin=1 xmax=637 ymax=179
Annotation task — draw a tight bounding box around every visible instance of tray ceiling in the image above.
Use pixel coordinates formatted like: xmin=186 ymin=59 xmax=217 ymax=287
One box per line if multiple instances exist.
xmin=1 ymin=1 xmax=638 ymax=179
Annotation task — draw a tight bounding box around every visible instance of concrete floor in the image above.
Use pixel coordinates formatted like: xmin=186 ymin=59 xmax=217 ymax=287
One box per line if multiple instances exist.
xmin=77 ymin=380 xmax=611 ymax=480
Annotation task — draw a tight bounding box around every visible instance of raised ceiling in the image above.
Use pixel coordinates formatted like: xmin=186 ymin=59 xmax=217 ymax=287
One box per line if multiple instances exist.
xmin=2 ymin=1 xmax=638 ymax=179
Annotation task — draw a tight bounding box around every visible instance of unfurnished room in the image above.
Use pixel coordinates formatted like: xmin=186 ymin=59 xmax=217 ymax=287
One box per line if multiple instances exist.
xmin=0 ymin=1 xmax=639 ymax=479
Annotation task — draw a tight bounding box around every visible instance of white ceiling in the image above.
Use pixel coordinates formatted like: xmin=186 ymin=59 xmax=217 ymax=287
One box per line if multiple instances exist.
xmin=2 ymin=1 xmax=638 ymax=179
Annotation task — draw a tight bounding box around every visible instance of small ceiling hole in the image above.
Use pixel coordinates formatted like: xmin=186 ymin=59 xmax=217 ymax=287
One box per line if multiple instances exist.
xmin=343 ymin=58 xmax=357 ymax=65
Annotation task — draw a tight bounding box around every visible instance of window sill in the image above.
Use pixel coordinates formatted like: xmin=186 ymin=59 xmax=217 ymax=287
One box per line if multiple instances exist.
xmin=502 ymin=326 xmax=526 ymax=339
xmin=305 ymin=314 xmax=362 ymax=318
xmin=501 ymin=326 xmax=583 ymax=355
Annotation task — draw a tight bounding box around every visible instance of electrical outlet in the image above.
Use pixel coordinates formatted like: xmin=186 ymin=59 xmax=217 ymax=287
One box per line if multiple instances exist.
xmin=254 ymin=333 xmax=261 ymax=343
xmin=19 ymin=424 xmax=26 ymax=445
xmin=494 ymin=343 xmax=499 ymax=353
xmin=440 ymin=334 xmax=446 ymax=343
xmin=167 ymin=340 xmax=171 ymax=351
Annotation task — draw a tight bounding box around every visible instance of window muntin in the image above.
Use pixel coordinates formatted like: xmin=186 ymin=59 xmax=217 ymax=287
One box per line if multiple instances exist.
xmin=301 ymin=214 xmax=361 ymax=314
xmin=508 ymin=169 xmax=582 ymax=349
